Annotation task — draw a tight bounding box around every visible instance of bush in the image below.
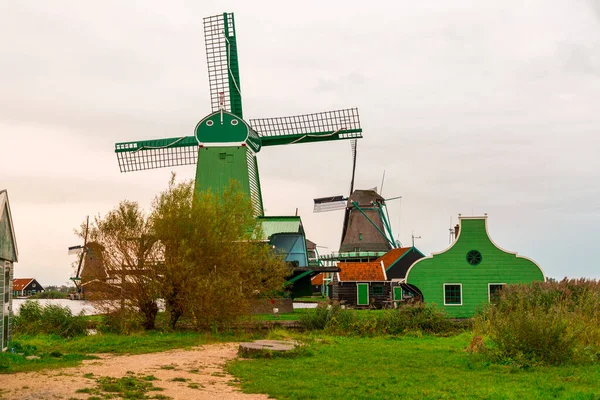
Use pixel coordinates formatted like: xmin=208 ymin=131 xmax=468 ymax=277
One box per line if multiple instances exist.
xmin=97 ymin=309 xmax=144 ymax=334
xmin=299 ymin=302 xmax=454 ymax=336
xmin=14 ymin=301 xmax=87 ymax=338
xmin=475 ymin=279 xmax=600 ymax=365
xmin=28 ymin=290 xmax=68 ymax=299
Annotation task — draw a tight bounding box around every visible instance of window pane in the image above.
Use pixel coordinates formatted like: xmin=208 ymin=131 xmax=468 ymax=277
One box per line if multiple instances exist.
xmin=444 ymin=284 xmax=461 ymax=305
xmin=489 ymin=284 xmax=505 ymax=303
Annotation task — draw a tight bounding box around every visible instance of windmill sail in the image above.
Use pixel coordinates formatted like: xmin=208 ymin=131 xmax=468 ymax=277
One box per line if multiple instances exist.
xmin=115 ymin=136 xmax=198 ymax=173
xmin=251 ymin=108 xmax=362 ymax=147
xmin=313 ymin=195 xmax=347 ymax=213
xmin=204 ymin=13 xmax=243 ymax=117
xmin=340 ymin=138 xmax=358 ymax=243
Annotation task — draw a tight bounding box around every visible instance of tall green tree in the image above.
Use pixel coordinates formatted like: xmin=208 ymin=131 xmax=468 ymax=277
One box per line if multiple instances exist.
xmin=151 ymin=176 xmax=289 ymax=329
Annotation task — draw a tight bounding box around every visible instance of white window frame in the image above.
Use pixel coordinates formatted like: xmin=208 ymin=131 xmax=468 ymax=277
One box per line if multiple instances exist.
xmin=443 ymin=283 xmax=463 ymax=306
xmin=488 ymin=283 xmax=506 ymax=302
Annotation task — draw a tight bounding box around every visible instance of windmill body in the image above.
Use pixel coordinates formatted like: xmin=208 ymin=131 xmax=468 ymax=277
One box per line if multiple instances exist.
xmin=115 ymin=12 xmax=362 ymax=219
xmin=339 ymin=189 xmax=393 ymax=253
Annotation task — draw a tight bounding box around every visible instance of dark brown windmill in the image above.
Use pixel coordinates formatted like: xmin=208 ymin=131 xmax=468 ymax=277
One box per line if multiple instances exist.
xmin=313 ymin=141 xmax=398 ymax=262
xmin=338 ymin=189 xmax=394 ymax=253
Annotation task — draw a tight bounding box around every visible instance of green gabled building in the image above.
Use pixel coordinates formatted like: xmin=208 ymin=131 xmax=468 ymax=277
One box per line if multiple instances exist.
xmin=0 ymin=190 xmax=18 ymax=351
xmin=405 ymin=215 xmax=545 ymax=318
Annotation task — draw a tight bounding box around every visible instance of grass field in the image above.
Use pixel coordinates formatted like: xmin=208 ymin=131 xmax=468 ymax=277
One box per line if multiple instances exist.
xmin=227 ymin=332 xmax=600 ymax=399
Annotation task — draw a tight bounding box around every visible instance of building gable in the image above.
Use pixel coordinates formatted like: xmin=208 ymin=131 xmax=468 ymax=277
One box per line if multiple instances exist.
xmin=0 ymin=191 xmax=18 ymax=262
xmin=405 ymin=216 xmax=545 ymax=318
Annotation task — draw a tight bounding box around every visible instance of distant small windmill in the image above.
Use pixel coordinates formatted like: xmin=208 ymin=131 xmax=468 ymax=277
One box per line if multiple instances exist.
xmin=114 ymin=13 xmax=363 ymax=216
xmin=313 ymin=141 xmax=398 ymax=255
xmin=67 ymin=216 xmax=89 ymax=299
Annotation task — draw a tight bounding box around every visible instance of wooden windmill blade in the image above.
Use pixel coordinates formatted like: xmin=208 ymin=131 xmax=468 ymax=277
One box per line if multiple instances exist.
xmin=203 ymin=13 xmax=243 ymax=118
xmin=250 ymin=108 xmax=362 ymax=147
xmin=313 ymin=195 xmax=347 ymax=213
xmin=341 ymin=138 xmax=358 ymax=243
xmin=114 ymin=136 xmax=198 ymax=173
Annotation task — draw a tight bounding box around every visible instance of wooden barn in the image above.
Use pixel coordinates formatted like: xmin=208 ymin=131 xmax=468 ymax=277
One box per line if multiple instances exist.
xmin=12 ymin=278 xmax=44 ymax=297
xmin=406 ymin=215 xmax=545 ymax=318
xmin=332 ymin=262 xmax=390 ymax=308
xmin=0 ymin=190 xmax=18 ymax=352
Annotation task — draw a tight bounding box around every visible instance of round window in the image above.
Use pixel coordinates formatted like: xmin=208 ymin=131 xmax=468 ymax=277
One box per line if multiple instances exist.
xmin=206 ymin=120 xmax=214 ymax=126
xmin=466 ymin=250 xmax=482 ymax=266
xmin=231 ymin=119 xmax=238 ymax=126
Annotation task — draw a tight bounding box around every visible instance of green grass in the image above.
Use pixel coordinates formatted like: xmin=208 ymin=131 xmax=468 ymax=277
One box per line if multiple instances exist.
xmin=76 ymin=374 xmax=167 ymax=399
xmin=13 ymin=331 xmax=205 ymax=355
xmin=227 ymin=332 xmax=600 ymax=399
xmin=249 ymin=309 xmax=393 ymax=322
xmin=0 ymin=330 xmax=255 ymax=374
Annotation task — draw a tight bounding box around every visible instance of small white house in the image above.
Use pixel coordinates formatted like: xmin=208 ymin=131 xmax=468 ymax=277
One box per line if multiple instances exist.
xmin=0 ymin=190 xmax=18 ymax=351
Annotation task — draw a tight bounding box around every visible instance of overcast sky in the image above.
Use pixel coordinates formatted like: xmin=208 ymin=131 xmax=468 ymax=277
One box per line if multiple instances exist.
xmin=1 ymin=1 xmax=599 ymax=285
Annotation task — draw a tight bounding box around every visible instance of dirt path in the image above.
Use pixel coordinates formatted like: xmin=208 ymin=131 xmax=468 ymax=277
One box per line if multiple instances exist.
xmin=0 ymin=343 xmax=268 ymax=400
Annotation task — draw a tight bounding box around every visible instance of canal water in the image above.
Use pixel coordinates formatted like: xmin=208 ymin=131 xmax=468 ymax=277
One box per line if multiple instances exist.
xmin=12 ymin=298 xmax=99 ymax=315
xmin=12 ymin=298 xmax=317 ymax=315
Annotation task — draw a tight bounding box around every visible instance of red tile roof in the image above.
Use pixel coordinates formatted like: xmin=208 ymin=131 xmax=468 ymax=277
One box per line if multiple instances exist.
xmin=311 ymin=273 xmax=332 ymax=285
xmin=338 ymin=262 xmax=386 ymax=281
xmin=312 ymin=273 xmax=324 ymax=285
xmin=376 ymin=247 xmax=412 ymax=269
xmin=13 ymin=278 xmax=33 ymax=291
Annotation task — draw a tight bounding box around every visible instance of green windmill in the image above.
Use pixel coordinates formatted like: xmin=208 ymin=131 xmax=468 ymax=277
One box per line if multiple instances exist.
xmin=115 ymin=12 xmax=363 ymax=217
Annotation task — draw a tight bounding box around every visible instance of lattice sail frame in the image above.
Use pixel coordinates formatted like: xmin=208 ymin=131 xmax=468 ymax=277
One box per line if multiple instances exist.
xmin=250 ymin=108 xmax=361 ymax=145
xmin=115 ymin=137 xmax=198 ymax=173
xmin=204 ymin=13 xmax=243 ymax=117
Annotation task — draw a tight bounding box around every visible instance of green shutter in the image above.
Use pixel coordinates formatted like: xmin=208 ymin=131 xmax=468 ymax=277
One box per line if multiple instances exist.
xmin=393 ymin=286 xmax=402 ymax=300
xmin=357 ymin=283 xmax=369 ymax=305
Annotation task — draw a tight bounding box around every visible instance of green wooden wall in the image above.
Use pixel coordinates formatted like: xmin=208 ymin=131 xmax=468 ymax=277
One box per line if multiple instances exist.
xmin=406 ymin=217 xmax=545 ymax=318
xmin=194 ymin=145 xmax=263 ymax=216
xmin=1 ymin=261 xmax=13 ymax=351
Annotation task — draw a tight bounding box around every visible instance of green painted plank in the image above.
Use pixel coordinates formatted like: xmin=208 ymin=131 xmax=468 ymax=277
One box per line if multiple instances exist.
xmin=260 ymin=129 xmax=362 ymax=147
xmin=285 ymin=269 xmax=313 ymax=286
xmin=115 ymin=136 xmax=197 ymax=153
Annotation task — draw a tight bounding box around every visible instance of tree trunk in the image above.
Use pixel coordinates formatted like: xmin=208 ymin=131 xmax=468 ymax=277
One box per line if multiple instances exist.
xmin=140 ymin=300 xmax=158 ymax=330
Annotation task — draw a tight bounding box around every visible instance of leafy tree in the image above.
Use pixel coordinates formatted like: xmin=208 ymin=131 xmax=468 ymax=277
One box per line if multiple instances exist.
xmin=78 ymin=175 xmax=289 ymax=331
xmin=151 ymin=176 xmax=289 ymax=329
xmin=86 ymin=200 xmax=162 ymax=330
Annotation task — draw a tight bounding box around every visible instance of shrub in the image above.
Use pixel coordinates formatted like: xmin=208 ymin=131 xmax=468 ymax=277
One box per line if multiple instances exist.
xmin=299 ymin=302 xmax=347 ymax=330
xmin=28 ymin=290 xmax=68 ymax=299
xmin=475 ymin=278 xmax=600 ymax=365
xmin=13 ymin=301 xmax=87 ymax=338
xmin=97 ymin=309 xmax=144 ymax=334
xmin=299 ymin=302 xmax=454 ymax=336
